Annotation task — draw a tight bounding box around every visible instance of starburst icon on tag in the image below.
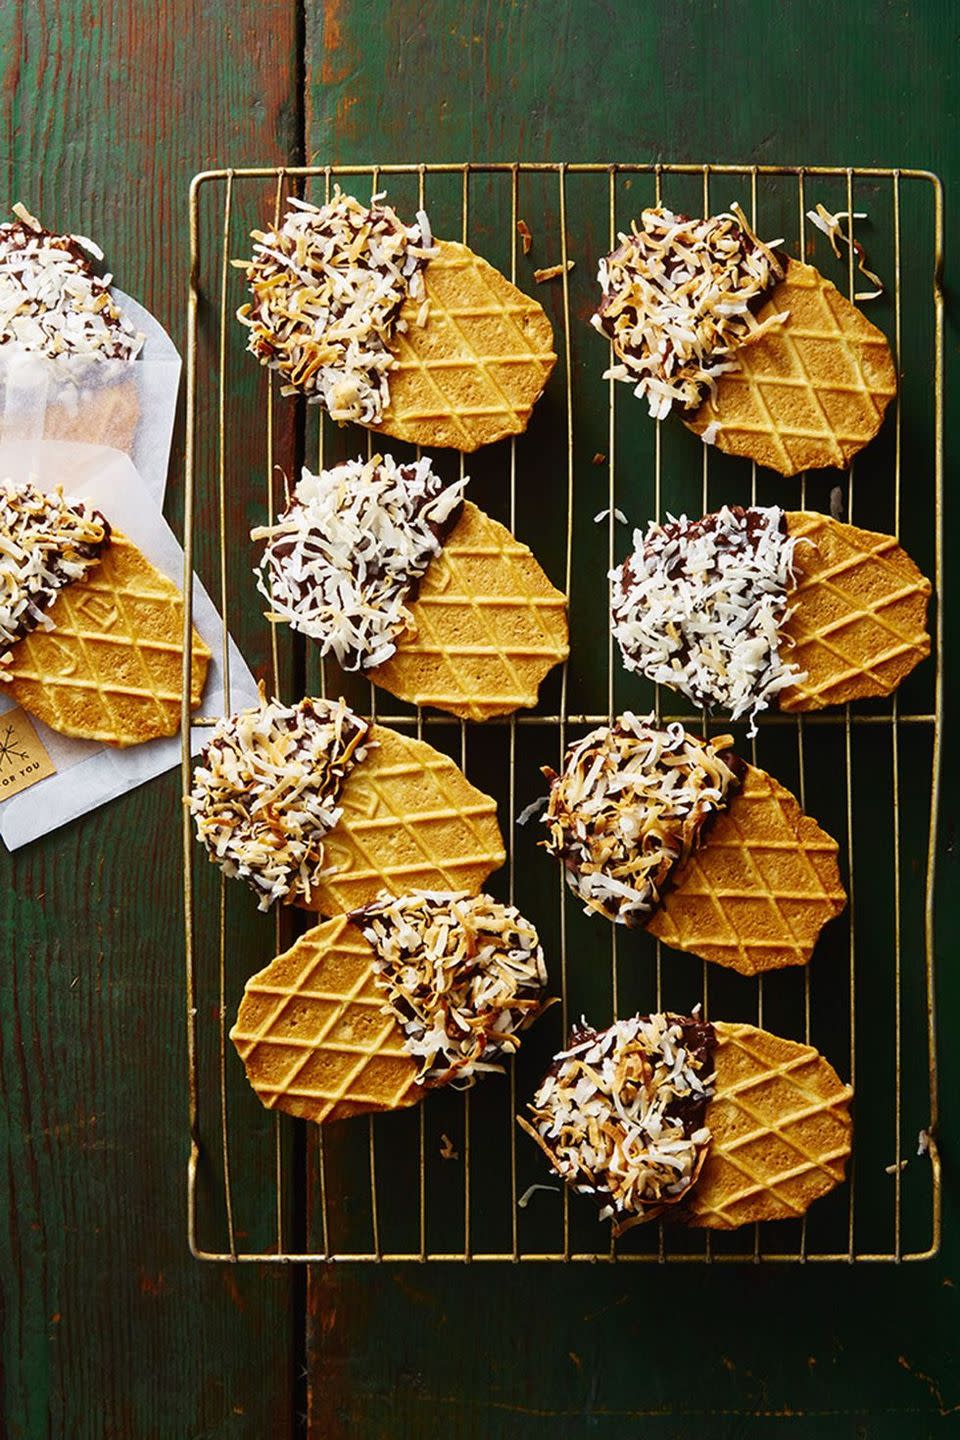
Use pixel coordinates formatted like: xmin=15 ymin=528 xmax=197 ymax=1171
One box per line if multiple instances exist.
xmin=0 ymin=721 xmax=29 ymax=770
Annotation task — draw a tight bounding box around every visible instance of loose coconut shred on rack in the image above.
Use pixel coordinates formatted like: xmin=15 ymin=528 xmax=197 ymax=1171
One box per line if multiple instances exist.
xmin=611 ymin=505 xmax=804 ymax=736
xmin=541 ymin=715 xmax=740 ymax=925
xmin=592 ymin=205 xmax=785 ymax=419
xmin=353 ymin=891 xmax=549 ymax=1088
xmin=0 ymin=203 xmax=143 ymax=363
xmin=189 ymin=693 xmax=370 ymax=910
xmin=0 ymin=479 xmax=110 ymax=669
xmin=236 ymin=189 xmax=437 ymax=424
xmin=252 ymin=454 xmax=466 ymax=670
xmin=519 ymin=1012 xmax=715 ymax=1230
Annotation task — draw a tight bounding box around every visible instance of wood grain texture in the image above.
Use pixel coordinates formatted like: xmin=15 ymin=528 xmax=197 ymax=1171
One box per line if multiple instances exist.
xmin=304 ymin=0 xmax=960 ymax=1435
xmin=0 ymin=3 xmax=300 ymax=1436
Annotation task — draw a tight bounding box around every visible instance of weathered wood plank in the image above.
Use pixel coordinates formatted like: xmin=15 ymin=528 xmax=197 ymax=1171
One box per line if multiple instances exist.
xmin=304 ymin=1 xmax=960 ymax=1434
xmin=0 ymin=4 xmax=300 ymax=1436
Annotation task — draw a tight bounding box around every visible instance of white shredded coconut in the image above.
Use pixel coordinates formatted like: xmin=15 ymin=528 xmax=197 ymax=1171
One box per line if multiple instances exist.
xmin=591 ymin=205 xmax=785 ymax=419
xmin=541 ymin=714 xmax=739 ymax=925
xmin=0 ymin=204 xmax=143 ymax=364
xmin=806 ymin=203 xmax=883 ymax=300
xmin=353 ymin=891 xmax=548 ymax=1087
xmin=189 ymin=691 xmax=370 ymax=909
xmin=0 ymin=478 xmax=109 ymax=672
xmin=251 ymin=454 xmax=466 ymax=670
xmin=519 ymin=1012 xmax=715 ymax=1226
xmin=516 ymin=794 xmax=548 ymax=827
xmin=236 ymin=188 xmax=438 ymax=423
xmin=611 ymin=505 xmax=804 ymax=737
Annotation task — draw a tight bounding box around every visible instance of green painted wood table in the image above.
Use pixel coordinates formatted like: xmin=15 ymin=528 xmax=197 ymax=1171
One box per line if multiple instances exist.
xmin=1 ymin=2 xmax=957 ymax=1435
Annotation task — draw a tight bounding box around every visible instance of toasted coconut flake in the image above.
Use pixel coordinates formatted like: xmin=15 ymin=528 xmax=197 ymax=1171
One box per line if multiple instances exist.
xmin=189 ymin=690 xmax=370 ymax=910
xmin=0 ymin=478 xmax=110 ymax=671
xmin=592 ymin=205 xmax=784 ymax=418
xmin=806 ymin=203 xmax=883 ymax=300
xmin=516 ymin=794 xmax=548 ymax=827
xmin=236 ymin=187 xmax=437 ymax=423
xmin=611 ymin=506 xmax=804 ymax=736
xmin=252 ymin=453 xmax=466 ymax=670
xmin=0 ymin=205 xmax=143 ymax=364
xmin=534 ymin=260 xmax=574 ymax=283
xmin=517 ymin=219 xmax=533 ymax=255
xmin=541 ymin=714 xmax=740 ymax=925
xmin=519 ymin=1012 xmax=715 ymax=1229
xmin=353 ymin=890 xmax=550 ymax=1088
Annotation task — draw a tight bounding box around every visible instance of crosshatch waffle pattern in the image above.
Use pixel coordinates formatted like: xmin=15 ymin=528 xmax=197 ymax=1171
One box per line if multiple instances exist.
xmin=685 ymin=1021 xmax=854 ymax=1228
xmin=182 ymin=162 xmax=942 ymax=1264
xmin=370 ymin=500 xmax=570 ymax=720
xmin=648 ymin=765 xmax=848 ymax=976
xmin=304 ymin=724 xmax=506 ymax=914
xmin=230 ymin=915 xmax=420 ymax=1125
xmin=687 ymin=259 xmax=898 ymax=476
xmin=9 ymin=532 xmax=210 ymax=745
xmin=381 ymin=239 xmax=558 ymax=452
xmin=780 ymin=510 xmax=933 ymax=711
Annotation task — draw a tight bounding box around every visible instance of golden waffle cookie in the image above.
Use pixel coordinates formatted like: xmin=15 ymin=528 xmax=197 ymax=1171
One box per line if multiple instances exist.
xmin=46 ymin=378 xmax=141 ymax=453
xmin=6 ymin=531 xmax=210 ymax=746
xmin=304 ymin=723 xmax=505 ymax=914
xmin=230 ymin=914 xmax=420 ymax=1125
xmin=369 ymin=500 xmax=569 ymax=720
xmin=686 ymin=259 xmax=897 ymax=476
xmin=683 ymin=1021 xmax=853 ymax=1228
xmin=779 ymin=510 xmax=931 ymax=711
xmin=378 ymin=240 xmax=557 ymax=452
xmin=646 ymin=763 xmax=846 ymax=975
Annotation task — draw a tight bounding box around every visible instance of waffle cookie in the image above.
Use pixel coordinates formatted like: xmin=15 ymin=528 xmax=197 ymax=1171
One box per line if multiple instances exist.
xmin=593 ymin=208 xmax=895 ymax=475
xmin=190 ymin=694 xmax=505 ymax=913
xmin=0 ymin=478 xmax=208 ymax=746
xmin=44 ymin=378 xmax=141 ymax=453
xmin=238 ymin=191 xmax=555 ymax=454
xmin=610 ymin=505 xmax=931 ymax=733
xmin=682 ymin=1020 xmax=853 ymax=1229
xmin=779 ymin=510 xmax=932 ymax=710
xmin=381 ymin=239 xmax=556 ymax=452
xmin=369 ymin=499 xmax=569 ymax=719
xmin=687 ymin=259 xmax=897 ymax=475
xmin=646 ymin=762 xmax=847 ymax=975
xmin=306 ymin=725 xmax=506 ymax=914
xmin=519 ymin=1012 xmax=852 ymax=1233
xmin=231 ymin=892 xmax=548 ymax=1123
xmin=231 ymin=914 xmax=421 ymax=1124
xmin=253 ymin=455 xmax=568 ymax=720
xmin=540 ymin=715 xmax=845 ymax=973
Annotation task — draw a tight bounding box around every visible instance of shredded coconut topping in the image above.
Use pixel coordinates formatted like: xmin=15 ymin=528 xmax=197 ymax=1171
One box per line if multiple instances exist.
xmin=0 ymin=203 xmax=144 ymax=364
xmin=591 ymin=205 xmax=785 ymax=419
xmin=189 ymin=691 xmax=370 ymax=910
xmin=352 ymin=890 xmax=549 ymax=1088
xmin=0 ymin=478 xmax=110 ymax=670
xmin=611 ymin=505 xmax=804 ymax=737
xmin=806 ymin=203 xmax=883 ymax=301
xmin=541 ymin=714 xmax=740 ymax=925
xmin=519 ymin=1012 xmax=715 ymax=1226
xmin=236 ymin=188 xmax=437 ymax=423
xmin=251 ymin=454 xmax=466 ymax=670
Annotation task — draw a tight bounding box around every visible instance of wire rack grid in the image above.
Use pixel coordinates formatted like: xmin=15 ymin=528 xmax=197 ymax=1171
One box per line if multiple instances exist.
xmin=181 ymin=162 xmax=943 ymax=1264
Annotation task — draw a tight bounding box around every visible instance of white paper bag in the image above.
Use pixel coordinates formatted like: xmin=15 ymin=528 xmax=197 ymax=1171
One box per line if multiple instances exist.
xmin=0 ymin=439 xmax=259 ymax=849
xmin=0 ymin=290 xmax=181 ymax=504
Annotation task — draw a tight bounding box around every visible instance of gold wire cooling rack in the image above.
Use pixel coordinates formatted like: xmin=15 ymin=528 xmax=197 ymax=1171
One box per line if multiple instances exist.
xmin=181 ymin=162 xmax=943 ymax=1263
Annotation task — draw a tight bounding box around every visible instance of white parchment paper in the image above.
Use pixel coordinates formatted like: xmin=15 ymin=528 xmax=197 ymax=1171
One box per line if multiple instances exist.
xmin=0 ymin=290 xmax=181 ymax=504
xmin=0 ymin=439 xmax=259 ymax=849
